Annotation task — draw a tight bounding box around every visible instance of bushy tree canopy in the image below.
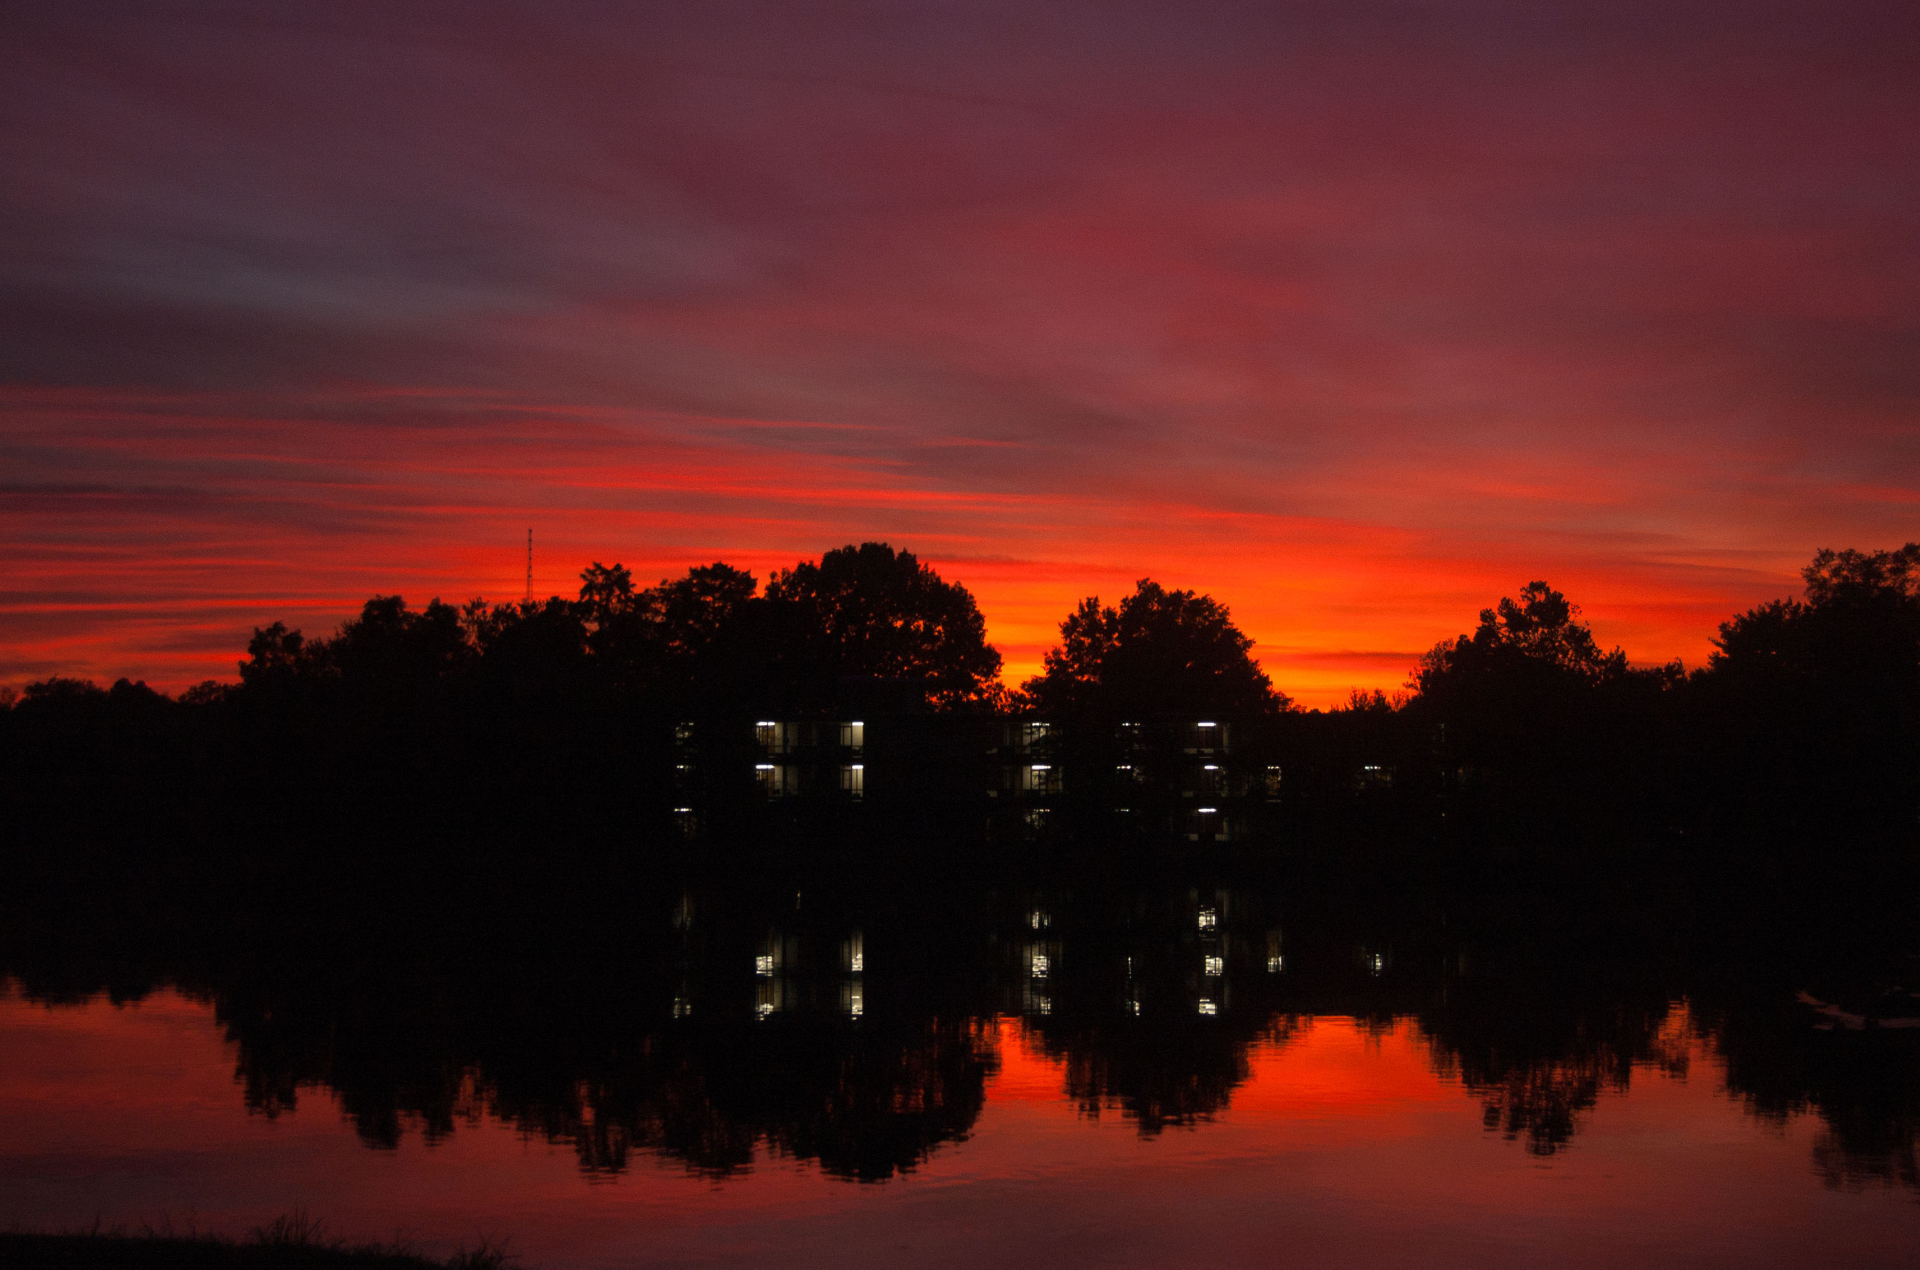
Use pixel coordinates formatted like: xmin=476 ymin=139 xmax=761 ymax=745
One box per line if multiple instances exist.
xmin=1414 ymin=581 xmax=1628 ymax=698
xmin=1023 ymin=579 xmax=1284 ymax=717
xmin=1407 ymin=581 xmax=1673 ymax=781
xmin=1698 ymin=544 xmax=1920 ymax=816
xmin=767 ymin=543 xmax=1002 ymax=707
xmin=228 ymin=545 xmax=1001 ymax=713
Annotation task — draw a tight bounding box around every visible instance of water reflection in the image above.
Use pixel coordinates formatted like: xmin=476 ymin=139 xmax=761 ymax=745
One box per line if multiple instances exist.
xmin=2 ymin=827 xmax=1918 ymax=1192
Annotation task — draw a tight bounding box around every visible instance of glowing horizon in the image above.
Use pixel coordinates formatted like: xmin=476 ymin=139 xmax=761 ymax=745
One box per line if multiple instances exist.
xmin=4 ymin=5 xmax=1916 ymax=708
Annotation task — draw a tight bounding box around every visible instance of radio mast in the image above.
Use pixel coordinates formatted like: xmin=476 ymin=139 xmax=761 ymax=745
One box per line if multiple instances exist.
xmin=524 ymin=529 xmax=533 ymax=605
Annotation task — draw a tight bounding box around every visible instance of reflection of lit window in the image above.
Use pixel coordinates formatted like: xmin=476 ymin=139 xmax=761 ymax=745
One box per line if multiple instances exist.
xmin=755 ymin=955 xmax=775 ymax=975
xmin=1197 ymin=908 xmax=1217 ymax=931
xmin=1267 ymin=956 xmax=1284 ymax=973
xmin=844 ymin=981 xmax=864 ymax=1018
xmin=1205 ymin=955 xmax=1224 ymax=976
xmin=1030 ymin=953 xmax=1050 ymax=977
xmin=1198 ymin=999 xmax=1217 ymax=1015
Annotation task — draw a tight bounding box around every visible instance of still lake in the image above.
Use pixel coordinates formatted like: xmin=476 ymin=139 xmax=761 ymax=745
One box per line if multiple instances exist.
xmin=3 ymin=853 xmax=1917 ymax=1267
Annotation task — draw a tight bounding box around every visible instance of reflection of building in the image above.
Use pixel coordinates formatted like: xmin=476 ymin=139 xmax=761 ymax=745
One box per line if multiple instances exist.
xmin=1196 ymin=899 xmax=1228 ymax=1015
xmin=841 ymin=930 xmax=865 ymax=1018
xmin=1357 ymin=763 xmax=1394 ymax=790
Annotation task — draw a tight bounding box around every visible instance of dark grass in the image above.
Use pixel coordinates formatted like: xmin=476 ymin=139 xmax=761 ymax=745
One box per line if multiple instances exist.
xmin=0 ymin=1213 xmax=515 ymax=1269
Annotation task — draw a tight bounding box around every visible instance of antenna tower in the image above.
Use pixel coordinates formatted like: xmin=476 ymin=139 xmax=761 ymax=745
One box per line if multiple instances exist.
xmin=524 ymin=529 xmax=533 ymax=605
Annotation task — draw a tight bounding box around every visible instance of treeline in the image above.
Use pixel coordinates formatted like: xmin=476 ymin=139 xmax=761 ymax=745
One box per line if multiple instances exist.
xmin=3 ymin=541 xmax=1918 ymax=849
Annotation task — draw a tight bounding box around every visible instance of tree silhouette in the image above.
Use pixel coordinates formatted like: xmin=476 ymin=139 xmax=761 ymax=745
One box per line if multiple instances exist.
xmin=766 ymin=543 xmax=1001 ymax=708
xmin=1413 ymin=581 xmax=1628 ymax=696
xmin=1406 ymin=581 xmax=1675 ymax=786
xmin=1022 ymin=579 xmax=1284 ymax=718
xmin=1695 ymin=543 xmax=1920 ymax=828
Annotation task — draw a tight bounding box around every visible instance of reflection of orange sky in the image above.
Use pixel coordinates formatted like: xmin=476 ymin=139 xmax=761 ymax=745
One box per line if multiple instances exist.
xmin=0 ymin=387 xmax=1873 ymax=708
xmin=6 ymin=988 xmax=1920 ymax=1267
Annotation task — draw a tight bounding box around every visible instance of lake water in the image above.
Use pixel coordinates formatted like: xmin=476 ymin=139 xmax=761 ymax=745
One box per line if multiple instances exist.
xmin=3 ymin=862 xmax=1917 ymax=1268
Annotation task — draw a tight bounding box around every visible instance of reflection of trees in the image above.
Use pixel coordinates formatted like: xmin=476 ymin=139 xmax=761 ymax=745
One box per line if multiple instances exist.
xmin=8 ymin=849 xmax=1920 ymax=1193
xmin=198 ymin=965 xmax=997 ymax=1184
xmin=483 ymin=1019 xmax=997 ymax=1181
xmin=1027 ymin=1015 xmax=1290 ymax=1135
xmin=1412 ymin=960 xmax=1688 ymax=1155
xmin=1704 ymin=1005 xmax=1920 ymax=1191
xmin=1009 ymin=888 xmax=1295 ymax=1135
xmin=1425 ymin=1020 xmax=1687 ymax=1155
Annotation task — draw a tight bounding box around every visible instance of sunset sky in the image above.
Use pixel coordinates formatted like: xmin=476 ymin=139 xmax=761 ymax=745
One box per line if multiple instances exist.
xmin=5 ymin=2 xmax=1917 ymax=706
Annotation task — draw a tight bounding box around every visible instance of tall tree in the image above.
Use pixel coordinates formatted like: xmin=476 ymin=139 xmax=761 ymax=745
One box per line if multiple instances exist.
xmin=766 ymin=543 xmax=1002 ymax=708
xmin=1023 ymin=579 xmax=1284 ymax=717
xmin=1698 ymin=544 xmax=1920 ymax=821
xmin=1408 ymin=581 xmax=1655 ymax=780
xmin=1413 ymin=581 xmax=1628 ymax=701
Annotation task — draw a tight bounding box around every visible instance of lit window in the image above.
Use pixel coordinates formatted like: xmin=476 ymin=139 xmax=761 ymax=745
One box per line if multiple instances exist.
xmin=850 ymin=952 xmax=864 ymax=972
xmin=1205 ymin=956 xmax=1224 ymax=976
xmin=755 ymin=954 xmax=775 ymax=975
xmin=1197 ymin=909 xmax=1217 ymax=930
xmin=1030 ymin=952 xmax=1050 ymax=977
xmin=1267 ymin=956 xmax=1284 ymax=974
xmin=1198 ymin=999 xmax=1217 ymax=1015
